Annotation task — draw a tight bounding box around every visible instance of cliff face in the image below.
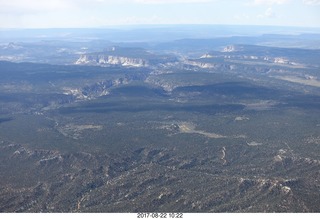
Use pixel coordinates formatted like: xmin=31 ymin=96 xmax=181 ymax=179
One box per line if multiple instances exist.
xmin=75 ymin=54 xmax=148 ymax=67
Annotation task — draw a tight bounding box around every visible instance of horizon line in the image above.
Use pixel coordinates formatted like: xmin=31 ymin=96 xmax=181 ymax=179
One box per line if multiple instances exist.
xmin=1 ymin=24 xmax=320 ymax=30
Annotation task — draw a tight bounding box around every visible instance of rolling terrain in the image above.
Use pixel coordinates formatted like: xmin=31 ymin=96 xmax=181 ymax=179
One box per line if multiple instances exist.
xmin=0 ymin=27 xmax=320 ymax=212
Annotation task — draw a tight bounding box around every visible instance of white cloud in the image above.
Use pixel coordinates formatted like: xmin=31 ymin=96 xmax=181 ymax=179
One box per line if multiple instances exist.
xmin=253 ymin=0 xmax=290 ymax=5
xmin=0 ymin=0 xmax=215 ymax=14
xmin=303 ymin=0 xmax=320 ymax=5
xmin=258 ymin=7 xmax=276 ymax=18
xmin=265 ymin=7 xmax=275 ymax=17
xmin=0 ymin=0 xmax=72 ymax=13
xmin=0 ymin=0 xmax=127 ymax=14
xmin=134 ymin=0 xmax=214 ymax=4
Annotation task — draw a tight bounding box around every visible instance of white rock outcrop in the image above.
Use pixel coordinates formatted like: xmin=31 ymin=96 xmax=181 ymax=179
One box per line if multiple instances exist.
xmin=75 ymin=54 xmax=148 ymax=67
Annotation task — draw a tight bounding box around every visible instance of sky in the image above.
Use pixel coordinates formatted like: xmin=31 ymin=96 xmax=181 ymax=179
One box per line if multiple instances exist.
xmin=0 ymin=0 xmax=319 ymax=28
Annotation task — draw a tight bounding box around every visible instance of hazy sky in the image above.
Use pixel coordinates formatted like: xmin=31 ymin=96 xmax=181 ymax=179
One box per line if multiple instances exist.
xmin=0 ymin=0 xmax=319 ymax=28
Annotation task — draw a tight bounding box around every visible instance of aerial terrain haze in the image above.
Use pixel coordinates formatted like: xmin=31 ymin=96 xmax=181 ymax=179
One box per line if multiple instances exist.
xmin=0 ymin=0 xmax=320 ymax=213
